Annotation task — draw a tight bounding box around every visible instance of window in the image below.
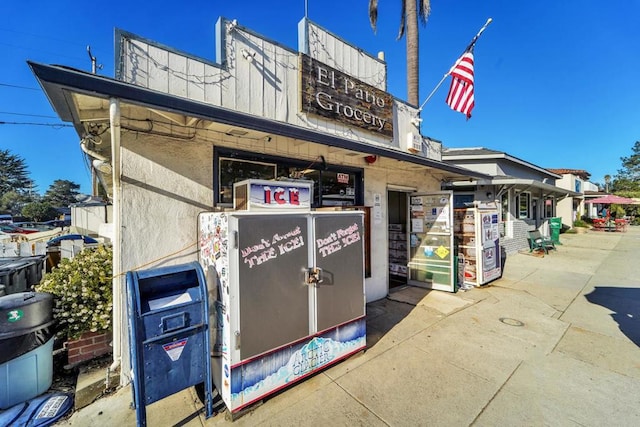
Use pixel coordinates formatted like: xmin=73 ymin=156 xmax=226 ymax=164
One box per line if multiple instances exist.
xmin=453 ymin=194 xmax=474 ymax=208
xmin=320 ymin=171 xmax=357 ymax=207
xmin=214 ymin=148 xmax=363 ymax=207
xmin=219 ymin=158 xmax=276 ymax=204
xmin=517 ymin=193 xmax=530 ymax=219
xmin=544 ymin=198 xmax=554 ymax=218
xmin=501 ymin=192 xmax=509 ymax=221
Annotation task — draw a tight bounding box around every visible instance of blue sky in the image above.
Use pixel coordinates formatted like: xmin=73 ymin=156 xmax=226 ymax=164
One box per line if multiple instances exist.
xmin=2 ymin=1 xmax=638 ymax=195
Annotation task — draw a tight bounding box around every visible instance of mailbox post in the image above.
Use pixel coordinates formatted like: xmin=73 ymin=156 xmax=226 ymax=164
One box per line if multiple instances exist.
xmin=126 ymin=262 xmax=213 ymax=426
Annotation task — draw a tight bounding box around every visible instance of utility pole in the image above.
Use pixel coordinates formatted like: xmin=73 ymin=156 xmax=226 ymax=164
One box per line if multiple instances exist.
xmin=87 ymin=46 xmax=103 ymax=74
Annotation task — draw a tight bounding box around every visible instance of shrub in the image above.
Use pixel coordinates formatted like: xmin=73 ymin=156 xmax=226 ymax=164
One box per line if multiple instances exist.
xmin=36 ymin=245 xmax=113 ymax=339
xmin=573 ymin=219 xmax=589 ymax=228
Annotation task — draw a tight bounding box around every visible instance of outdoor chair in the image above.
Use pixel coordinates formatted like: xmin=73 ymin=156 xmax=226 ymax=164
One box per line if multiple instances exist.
xmin=614 ymin=219 xmax=628 ymax=232
xmin=527 ymin=230 xmax=556 ymax=254
xmin=591 ymin=218 xmax=606 ymax=231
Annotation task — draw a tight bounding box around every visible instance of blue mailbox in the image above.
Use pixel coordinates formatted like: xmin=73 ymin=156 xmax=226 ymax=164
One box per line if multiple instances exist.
xmin=126 ymin=262 xmax=213 ymax=426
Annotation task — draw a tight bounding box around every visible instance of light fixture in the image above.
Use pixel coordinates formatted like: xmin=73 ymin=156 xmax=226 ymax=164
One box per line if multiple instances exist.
xmin=263 ymin=136 xmax=272 ymax=142
xmin=410 ymin=117 xmax=422 ymax=127
xmin=365 ymin=155 xmax=377 ymax=164
xmin=226 ymin=128 xmax=249 ymax=136
xmin=486 ymin=192 xmax=493 ymax=199
xmin=241 ymin=48 xmax=255 ymax=62
xmin=92 ymin=159 xmax=112 ymax=174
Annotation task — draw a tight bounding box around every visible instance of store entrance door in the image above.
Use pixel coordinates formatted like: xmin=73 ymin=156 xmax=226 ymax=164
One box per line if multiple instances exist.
xmin=387 ymin=191 xmax=408 ymax=289
xmin=407 ymin=191 xmax=455 ymax=292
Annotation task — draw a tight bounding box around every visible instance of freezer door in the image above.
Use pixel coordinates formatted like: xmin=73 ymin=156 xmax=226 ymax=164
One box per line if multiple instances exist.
xmin=314 ymin=213 xmax=365 ymax=332
xmin=236 ymin=215 xmax=310 ymax=360
xmin=407 ymin=192 xmax=455 ymax=292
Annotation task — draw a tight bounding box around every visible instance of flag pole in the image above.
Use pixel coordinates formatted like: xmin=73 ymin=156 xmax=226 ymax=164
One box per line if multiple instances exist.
xmin=418 ymin=17 xmax=493 ymax=112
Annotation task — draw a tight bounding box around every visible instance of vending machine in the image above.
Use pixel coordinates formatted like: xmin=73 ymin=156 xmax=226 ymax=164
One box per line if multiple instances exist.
xmin=453 ymin=207 xmax=502 ymax=288
xmin=198 ymin=179 xmax=366 ymax=415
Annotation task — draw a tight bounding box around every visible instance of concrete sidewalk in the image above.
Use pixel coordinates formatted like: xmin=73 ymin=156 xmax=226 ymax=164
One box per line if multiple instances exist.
xmin=58 ymin=227 xmax=640 ymax=426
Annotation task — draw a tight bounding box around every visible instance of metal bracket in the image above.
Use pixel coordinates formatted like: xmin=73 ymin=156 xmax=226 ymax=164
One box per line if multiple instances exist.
xmin=305 ymin=267 xmax=323 ymax=286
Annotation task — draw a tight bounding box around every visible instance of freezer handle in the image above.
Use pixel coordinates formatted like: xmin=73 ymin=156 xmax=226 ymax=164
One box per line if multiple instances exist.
xmin=305 ymin=267 xmax=323 ymax=286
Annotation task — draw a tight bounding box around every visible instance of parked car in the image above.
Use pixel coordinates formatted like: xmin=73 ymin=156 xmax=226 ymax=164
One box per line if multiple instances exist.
xmin=0 ymin=224 xmax=39 ymax=234
xmin=13 ymin=222 xmax=57 ymax=232
xmin=46 ymin=234 xmax=98 ymax=247
xmin=43 ymin=219 xmax=70 ymax=228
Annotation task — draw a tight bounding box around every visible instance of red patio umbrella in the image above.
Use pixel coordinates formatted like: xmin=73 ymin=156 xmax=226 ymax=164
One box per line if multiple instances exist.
xmin=587 ymin=194 xmax=635 ymax=205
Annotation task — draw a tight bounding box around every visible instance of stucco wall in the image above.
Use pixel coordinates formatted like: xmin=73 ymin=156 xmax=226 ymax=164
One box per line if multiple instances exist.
xmin=119 ymin=135 xmax=214 ymax=273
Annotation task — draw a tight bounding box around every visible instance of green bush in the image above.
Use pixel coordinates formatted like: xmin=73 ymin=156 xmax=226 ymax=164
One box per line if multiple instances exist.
xmin=573 ymin=219 xmax=589 ymax=228
xmin=36 ymin=245 xmax=113 ymax=339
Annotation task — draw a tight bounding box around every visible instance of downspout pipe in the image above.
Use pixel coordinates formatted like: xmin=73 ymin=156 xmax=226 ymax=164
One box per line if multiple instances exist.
xmin=80 ymin=138 xmax=109 ymax=162
xmin=109 ymin=98 xmax=122 ymax=373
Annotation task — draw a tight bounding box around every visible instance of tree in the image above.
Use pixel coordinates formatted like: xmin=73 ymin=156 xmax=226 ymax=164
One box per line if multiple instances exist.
xmin=0 ymin=149 xmax=34 ymax=201
xmin=22 ymin=201 xmax=59 ymax=222
xmin=369 ymin=0 xmax=431 ymax=106
xmin=1 ymin=191 xmax=30 ymax=215
xmin=612 ymin=141 xmax=640 ymax=194
xmin=43 ymin=179 xmax=81 ymax=207
xmin=604 ymin=175 xmax=611 ymax=193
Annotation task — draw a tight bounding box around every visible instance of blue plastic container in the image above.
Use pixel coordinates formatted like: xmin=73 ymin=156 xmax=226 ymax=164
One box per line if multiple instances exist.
xmin=0 ymin=336 xmax=54 ymax=409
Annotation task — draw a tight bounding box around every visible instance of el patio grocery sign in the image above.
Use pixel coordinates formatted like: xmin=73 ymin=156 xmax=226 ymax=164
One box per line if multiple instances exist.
xmin=300 ymin=54 xmax=393 ymax=137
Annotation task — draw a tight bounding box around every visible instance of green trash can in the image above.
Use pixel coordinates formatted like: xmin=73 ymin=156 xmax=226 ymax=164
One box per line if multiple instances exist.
xmin=550 ymin=217 xmax=562 ymax=244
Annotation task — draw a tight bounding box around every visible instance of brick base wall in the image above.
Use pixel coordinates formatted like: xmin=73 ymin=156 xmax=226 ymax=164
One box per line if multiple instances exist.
xmin=500 ymin=220 xmax=536 ymax=254
xmin=66 ymin=330 xmax=112 ymax=367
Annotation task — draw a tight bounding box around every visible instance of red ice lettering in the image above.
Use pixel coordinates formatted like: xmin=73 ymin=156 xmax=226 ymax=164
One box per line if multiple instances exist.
xmin=263 ymin=186 xmax=300 ymax=206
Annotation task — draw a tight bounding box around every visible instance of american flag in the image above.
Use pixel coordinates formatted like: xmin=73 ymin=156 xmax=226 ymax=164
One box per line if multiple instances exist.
xmin=445 ymin=49 xmax=475 ymax=119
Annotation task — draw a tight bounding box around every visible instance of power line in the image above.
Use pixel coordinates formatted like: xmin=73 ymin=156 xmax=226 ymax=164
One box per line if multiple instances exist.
xmin=0 ymin=111 xmax=59 ymax=119
xmin=0 ymin=82 xmax=39 ymax=91
xmin=0 ymin=121 xmax=72 ymax=128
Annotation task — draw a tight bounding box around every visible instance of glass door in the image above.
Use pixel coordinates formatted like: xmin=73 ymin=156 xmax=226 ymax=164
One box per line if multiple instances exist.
xmin=407 ymin=192 xmax=455 ymax=292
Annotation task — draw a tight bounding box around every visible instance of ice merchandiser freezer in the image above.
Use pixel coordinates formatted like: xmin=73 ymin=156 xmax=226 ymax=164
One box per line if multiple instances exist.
xmin=198 ymin=210 xmax=366 ymax=414
xmin=453 ymin=207 xmax=502 ymax=288
xmin=407 ymin=192 xmax=455 ymax=292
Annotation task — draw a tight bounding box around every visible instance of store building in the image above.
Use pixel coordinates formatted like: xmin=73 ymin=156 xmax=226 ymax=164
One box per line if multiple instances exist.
xmin=442 ymin=147 xmax=579 ymax=253
xmin=546 ymin=169 xmax=592 ymax=227
xmin=30 ymin=17 xmax=489 ymax=384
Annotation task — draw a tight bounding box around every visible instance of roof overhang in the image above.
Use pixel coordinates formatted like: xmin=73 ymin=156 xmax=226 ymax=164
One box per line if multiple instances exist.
xmin=443 ymin=151 xmax=562 ymax=180
xmin=451 ymin=177 xmax=580 ymax=199
xmin=29 ymin=62 xmax=490 ymax=183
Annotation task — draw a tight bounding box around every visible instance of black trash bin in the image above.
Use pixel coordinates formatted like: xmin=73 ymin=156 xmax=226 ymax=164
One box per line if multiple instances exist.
xmin=0 ymin=261 xmax=30 ymax=295
xmin=0 ymin=292 xmax=56 ymax=409
xmin=22 ymin=256 xmax=46 ymax=287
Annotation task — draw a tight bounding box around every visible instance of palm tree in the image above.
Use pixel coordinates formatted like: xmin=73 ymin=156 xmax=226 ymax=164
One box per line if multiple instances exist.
xmin=604 ymin=175 xmax=611 ymax=193
xmin=369 ymin=0 xmax=431 ymax=106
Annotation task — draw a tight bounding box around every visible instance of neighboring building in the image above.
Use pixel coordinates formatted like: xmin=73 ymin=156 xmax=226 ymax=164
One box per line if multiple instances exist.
xmin=546 ymin=169 xmax=591 ymax=226
xmin=31 ymin=17 xmax=489 ymax=385
xmin=583 ymin=186 xmax=608 ymax=218
xmin=70 ymin=197 xmax=113 ymax=239
xmin=442 ymin=147 xmax=579 ymax=254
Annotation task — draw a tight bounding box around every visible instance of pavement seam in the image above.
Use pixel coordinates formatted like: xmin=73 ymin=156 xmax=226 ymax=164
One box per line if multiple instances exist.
xmin=330 ymin=378 xmax=392 ymax=427
xmin=469 ymin=360 xmax=523 ymax=426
